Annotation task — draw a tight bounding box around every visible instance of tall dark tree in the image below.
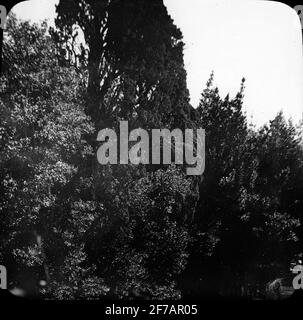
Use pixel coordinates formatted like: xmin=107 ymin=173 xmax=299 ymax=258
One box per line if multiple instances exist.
xmin=54 ymin=0 xmax=195 ymax=130
xmin=52 ymin=0 xmax=199 ymax=298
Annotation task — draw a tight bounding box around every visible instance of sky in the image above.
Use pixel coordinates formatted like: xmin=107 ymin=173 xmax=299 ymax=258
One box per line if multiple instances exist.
xmin=10 ymin=0 xmax=303 ymax=127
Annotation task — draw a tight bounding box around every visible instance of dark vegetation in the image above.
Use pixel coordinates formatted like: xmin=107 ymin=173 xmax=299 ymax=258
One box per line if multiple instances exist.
xmin=0 ymin=0 xmax=302 ymax=299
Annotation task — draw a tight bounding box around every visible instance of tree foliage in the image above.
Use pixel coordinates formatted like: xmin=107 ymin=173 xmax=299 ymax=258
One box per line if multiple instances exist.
xmin=1 ymin=2 xmax=302 ymax=300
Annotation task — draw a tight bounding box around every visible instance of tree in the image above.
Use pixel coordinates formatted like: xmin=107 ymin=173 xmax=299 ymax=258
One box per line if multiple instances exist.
xmin=51 ymin=0 xmax=199 ymax=299
xmin=54 ymin=0 xmax=195 ymax=130
xmin=251 ymin=113 xmax=302 ymax=280
xmin=1 ymin=2 xmax=199 ymax=298
xmin=183 ymin=74 xmax=303 ymax=297
xmin=0 ymin=14 xmax=102 ymax=298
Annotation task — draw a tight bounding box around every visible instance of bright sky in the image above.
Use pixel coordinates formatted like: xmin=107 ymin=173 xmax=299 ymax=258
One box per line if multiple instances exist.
xmin=11 ymin=0 xmax=303 ymax=127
